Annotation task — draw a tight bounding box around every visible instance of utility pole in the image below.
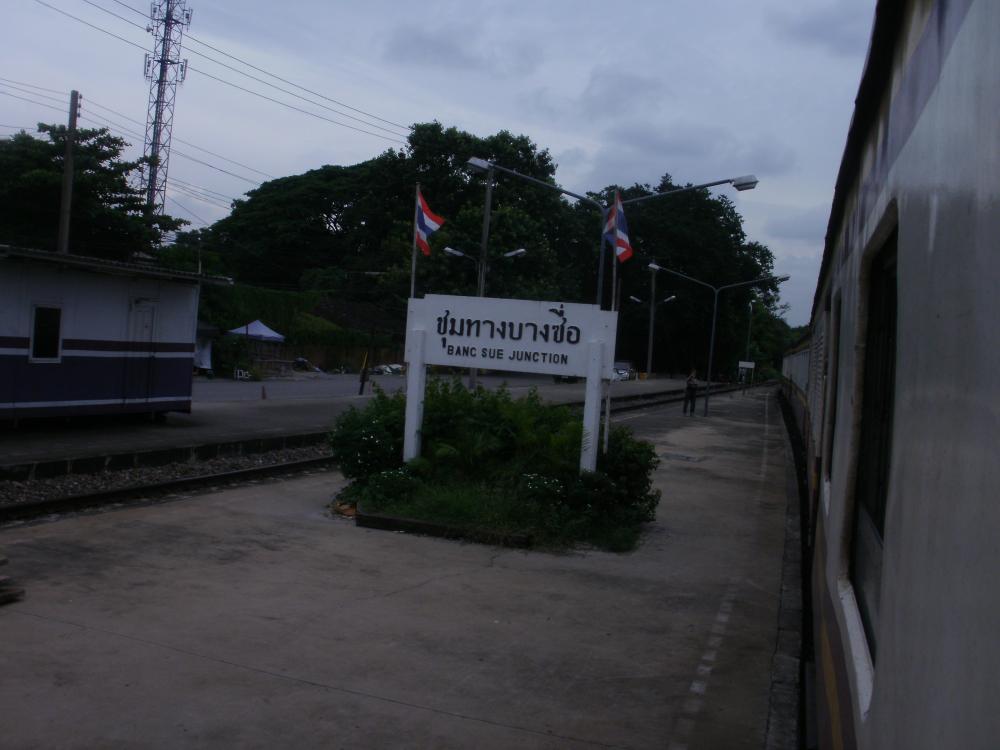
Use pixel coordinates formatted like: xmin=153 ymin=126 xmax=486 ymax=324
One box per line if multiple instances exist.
xmin=143 ymin=0 xmax=192 ymax=217
xmin=57 ymin=90 xmax=80 ymax=254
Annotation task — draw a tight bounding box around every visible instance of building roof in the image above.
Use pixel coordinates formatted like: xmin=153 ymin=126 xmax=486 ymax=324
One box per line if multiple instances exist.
xmin=0 ymin=244 xmax=233 ymax=286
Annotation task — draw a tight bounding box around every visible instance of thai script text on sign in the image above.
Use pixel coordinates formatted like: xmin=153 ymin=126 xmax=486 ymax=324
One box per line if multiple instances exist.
xmin=406 ymin=295 xmax=618 ymax=378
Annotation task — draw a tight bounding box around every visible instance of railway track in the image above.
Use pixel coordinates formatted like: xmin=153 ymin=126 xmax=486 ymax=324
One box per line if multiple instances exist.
xmin=0 ymin=384 xmax=764 ymax=525
xmin=0 ymin=455 xmax=336 ymax=524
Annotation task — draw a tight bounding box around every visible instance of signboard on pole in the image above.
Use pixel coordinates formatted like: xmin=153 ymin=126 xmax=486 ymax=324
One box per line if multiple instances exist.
xmin=403 ymin=295 xmax=618 ymax=472
xmin=738 ymin=360 xmax=755 ymax=370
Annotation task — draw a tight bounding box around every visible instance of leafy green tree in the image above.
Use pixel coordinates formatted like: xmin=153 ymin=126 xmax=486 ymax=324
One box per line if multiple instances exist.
xmin=178 ymin=123 xmax=788 ymax=376
xmin=0 ymin=125 xmax=183 ymax=259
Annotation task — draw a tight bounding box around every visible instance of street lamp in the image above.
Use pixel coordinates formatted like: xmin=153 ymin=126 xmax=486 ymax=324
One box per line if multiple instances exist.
xmin=445 ymin=243 xmax=527 ymax=388
xmin=648 ymin=262 xmax=788 ymax=415
xmin=470 ymin=156 xmax=760 ymax=310
xmin=468 ymin=157 xmax=607 ymax=306
xmin=632 ymin=281 xmax=678 ymax=376
xmin=444 ymin=246 xmax=527 ymax=291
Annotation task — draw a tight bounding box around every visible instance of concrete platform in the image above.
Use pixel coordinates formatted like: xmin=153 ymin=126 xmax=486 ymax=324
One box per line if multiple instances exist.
xmin=0 ymin=389 xmax=795 ymax=749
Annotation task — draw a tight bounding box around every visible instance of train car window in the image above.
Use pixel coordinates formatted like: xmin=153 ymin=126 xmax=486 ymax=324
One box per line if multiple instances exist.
xmin=851 ymin=231 xmax=897 ymax=662
xmin=30 ymin=305 xmax=62 ymax=361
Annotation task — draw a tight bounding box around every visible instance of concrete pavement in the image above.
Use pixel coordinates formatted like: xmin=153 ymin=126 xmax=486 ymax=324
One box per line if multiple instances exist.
xmin=0 ymin=388 xmax=794 ymax=749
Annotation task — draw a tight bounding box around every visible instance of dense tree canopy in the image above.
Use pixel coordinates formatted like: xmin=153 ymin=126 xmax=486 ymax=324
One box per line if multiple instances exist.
xmin=0 ymin=119 xmax=796 ymax=377
xmin=0 ymin=125 xmax=183 ymax=259
xmin=177 ymin=122 xmax=797 ymax=376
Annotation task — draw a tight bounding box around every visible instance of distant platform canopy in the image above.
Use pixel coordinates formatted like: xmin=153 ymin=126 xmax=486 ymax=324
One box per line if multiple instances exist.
xmin=228 ymin=320 xmax=285 ymax=342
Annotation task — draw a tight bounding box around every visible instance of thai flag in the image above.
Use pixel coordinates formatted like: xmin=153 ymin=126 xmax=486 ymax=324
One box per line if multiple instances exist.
xmin=415 ymin=188 xmax=445 ymax=256
xmin=604 ymin=190 xmax=634 ymax=263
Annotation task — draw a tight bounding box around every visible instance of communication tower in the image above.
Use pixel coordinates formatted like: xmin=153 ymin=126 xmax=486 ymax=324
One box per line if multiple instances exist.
xmin=142 ymin=0 xmax=192 ymax=216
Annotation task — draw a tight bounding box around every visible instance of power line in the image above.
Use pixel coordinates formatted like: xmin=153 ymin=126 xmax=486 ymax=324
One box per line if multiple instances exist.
xmin=168 ymin=146 xmax=262 ymax=184
xmin=0 ymin=82 xmax=68 ymax=105
xmin=183 ymin=45 xmax=409 ymax=138
xmin=2 ymin=92 xmax=259 ymax=189
xmin=85 ymin=0 xmax=412 ymax=134
xmin=79 ymin=111 xmax=261 ymax=185
xmin=35 ymin=0 xmax=148 ymax=52
xmin=0 ymin=77 xmax=69 ymax=97
xmin=169 ymin=176 xmax=238 ymax=202
xmin=188 ymin=66 xmax=406 ymax=144
xmin=80 ymin=0 xmax=141 ymax=30
xmin=0 ymin=89 xmax=68 ymax=114
xmin=3 ymin=75 xmax=273 ymax=181
xmin=55 ymin=0 xmax=408 ymax=143
xmin=167 ymin=195 xmax=208 ymax=225
xmin=183 ymin=35 xmax=412 ymax=134
xmin=169 ymin=180 xmax=232 ymax=209
xmin=83 ymin=98 xmax=276 ymax=178
xmin=78 ymin=112 xmax=144 ymax=141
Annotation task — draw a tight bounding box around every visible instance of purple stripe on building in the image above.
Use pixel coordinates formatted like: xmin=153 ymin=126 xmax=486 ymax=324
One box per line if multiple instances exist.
xmin=0 ymin=354 xmax=193 ymax=405
xmin=0 ymin=336 xmax=29 ymax=349
xmin=62 ymin=339 xmax=195 ymax=353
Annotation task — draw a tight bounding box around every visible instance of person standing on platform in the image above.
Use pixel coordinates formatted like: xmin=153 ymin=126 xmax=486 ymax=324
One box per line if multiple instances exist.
xmin=683 ymin=370 xmax=698 ymax=415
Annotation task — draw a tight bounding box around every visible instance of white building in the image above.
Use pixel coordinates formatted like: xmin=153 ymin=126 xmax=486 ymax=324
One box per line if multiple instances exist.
xmin=0 ymin=245 xmax=229 ymax=419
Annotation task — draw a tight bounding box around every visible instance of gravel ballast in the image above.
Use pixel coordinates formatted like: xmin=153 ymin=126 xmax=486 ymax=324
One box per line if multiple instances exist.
xmin=0 ymin=444 xmax=333 ymax=508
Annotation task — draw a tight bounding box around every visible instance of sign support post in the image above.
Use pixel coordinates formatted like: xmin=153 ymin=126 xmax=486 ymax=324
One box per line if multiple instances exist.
xmin=403 ymin=295 xmax=617 ymax=474
xmin=581 ymin=341 xmax=603 ymax=472
xmin=403 ymin=329 xmax=426 ymax=461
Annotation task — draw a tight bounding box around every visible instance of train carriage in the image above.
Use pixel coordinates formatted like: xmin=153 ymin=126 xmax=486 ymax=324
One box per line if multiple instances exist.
xmin=782 ymin=0 xmax=1000 ymax=747
xmin=1 ymin=245 xmax=229 ymax=420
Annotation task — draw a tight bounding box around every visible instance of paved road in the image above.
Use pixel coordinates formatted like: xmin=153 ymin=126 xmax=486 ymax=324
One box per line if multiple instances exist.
xmin=0 ymin=389 xmax=793 ymax=749
xmin=0 ymin=376 xmax=688 ymax=467
xmin=191 ymin=372 xmax=560 ymax=402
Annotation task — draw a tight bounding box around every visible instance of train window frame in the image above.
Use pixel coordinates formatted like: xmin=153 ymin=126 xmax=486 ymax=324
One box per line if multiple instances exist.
xmin=29 ymin=304 xmax=63 ymax=363
xmin=822 ymin=292 xmax=843 ymax=482
xmin=848 ymin=229 xmax=898 ymax=664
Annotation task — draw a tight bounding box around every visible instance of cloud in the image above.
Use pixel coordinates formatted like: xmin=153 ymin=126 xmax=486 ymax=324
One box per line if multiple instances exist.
xmin=383 ymin=25 xmax=487 ymax=70
xmin=381 ymin=25 xmax=542 ymax=76
xmin=771 ymin=1 xmax=873 ymax=57
xmin=577 ymin=121 xmax=796 ymax=192
xmin=578 ymin=67 xmax=669 ymax=120
xmin=765 ymin=203 xmax=830 ymax=240
xmin=771 ymin=252 xmax=827 ymax=325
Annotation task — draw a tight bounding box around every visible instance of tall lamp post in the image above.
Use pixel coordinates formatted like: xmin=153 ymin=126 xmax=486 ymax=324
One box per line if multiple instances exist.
xmin=466 ymin=157 xmax=758 ymax=309
xmin=443 ymin=246 xmax=527 ymax=295
xmin=648 ymin=263 xmax=788 ymax=415
xmin=630 ymin=287 xmax=677 ymax=376
xmin=444 ymin=246 xmax=527 ymax=388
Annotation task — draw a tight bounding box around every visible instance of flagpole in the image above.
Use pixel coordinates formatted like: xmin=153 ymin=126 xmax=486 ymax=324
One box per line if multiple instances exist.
xmin=410 ymin=183 xmax=420 ymax=299
xmin=604 ymin=197 xmax=618 ymax=455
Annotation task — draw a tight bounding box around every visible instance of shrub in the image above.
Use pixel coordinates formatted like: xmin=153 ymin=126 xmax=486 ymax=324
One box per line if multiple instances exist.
xmin=328 ymin=387 xmax=405 ymax=481
xmin=328 ymin=378 xmax=661 ymax=551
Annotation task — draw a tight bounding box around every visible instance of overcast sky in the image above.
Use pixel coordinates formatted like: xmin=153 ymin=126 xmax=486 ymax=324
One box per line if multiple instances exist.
xmin=2 ymin=0 xmax=876 ymax=325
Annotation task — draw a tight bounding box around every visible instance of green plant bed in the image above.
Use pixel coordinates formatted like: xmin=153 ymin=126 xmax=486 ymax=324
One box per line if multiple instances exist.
xmin=330 ymin=380 xmax=661 ymax=552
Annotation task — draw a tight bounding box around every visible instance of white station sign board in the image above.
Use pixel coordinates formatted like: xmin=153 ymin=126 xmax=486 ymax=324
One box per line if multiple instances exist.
xmin=403 ymin=294 xmax=619 ymax=472
xmin=407 ymin=295 xmax=618 ymax=378
xmin=738 ymin=360 xmax=756 ymax=370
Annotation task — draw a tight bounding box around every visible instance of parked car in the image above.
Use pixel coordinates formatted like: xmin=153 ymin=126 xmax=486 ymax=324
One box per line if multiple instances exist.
xmin=373 ymin=363 xmax=404 ymax=375
xmin=613 ymin=361 xmax=637 ymax=381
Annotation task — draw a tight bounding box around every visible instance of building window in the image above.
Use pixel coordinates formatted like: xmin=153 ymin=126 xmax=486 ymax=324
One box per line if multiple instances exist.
xmin=31 ymin=305 xmax=62 ymax=361
xmin=851 ymin=232 xmax=897 ymax=661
